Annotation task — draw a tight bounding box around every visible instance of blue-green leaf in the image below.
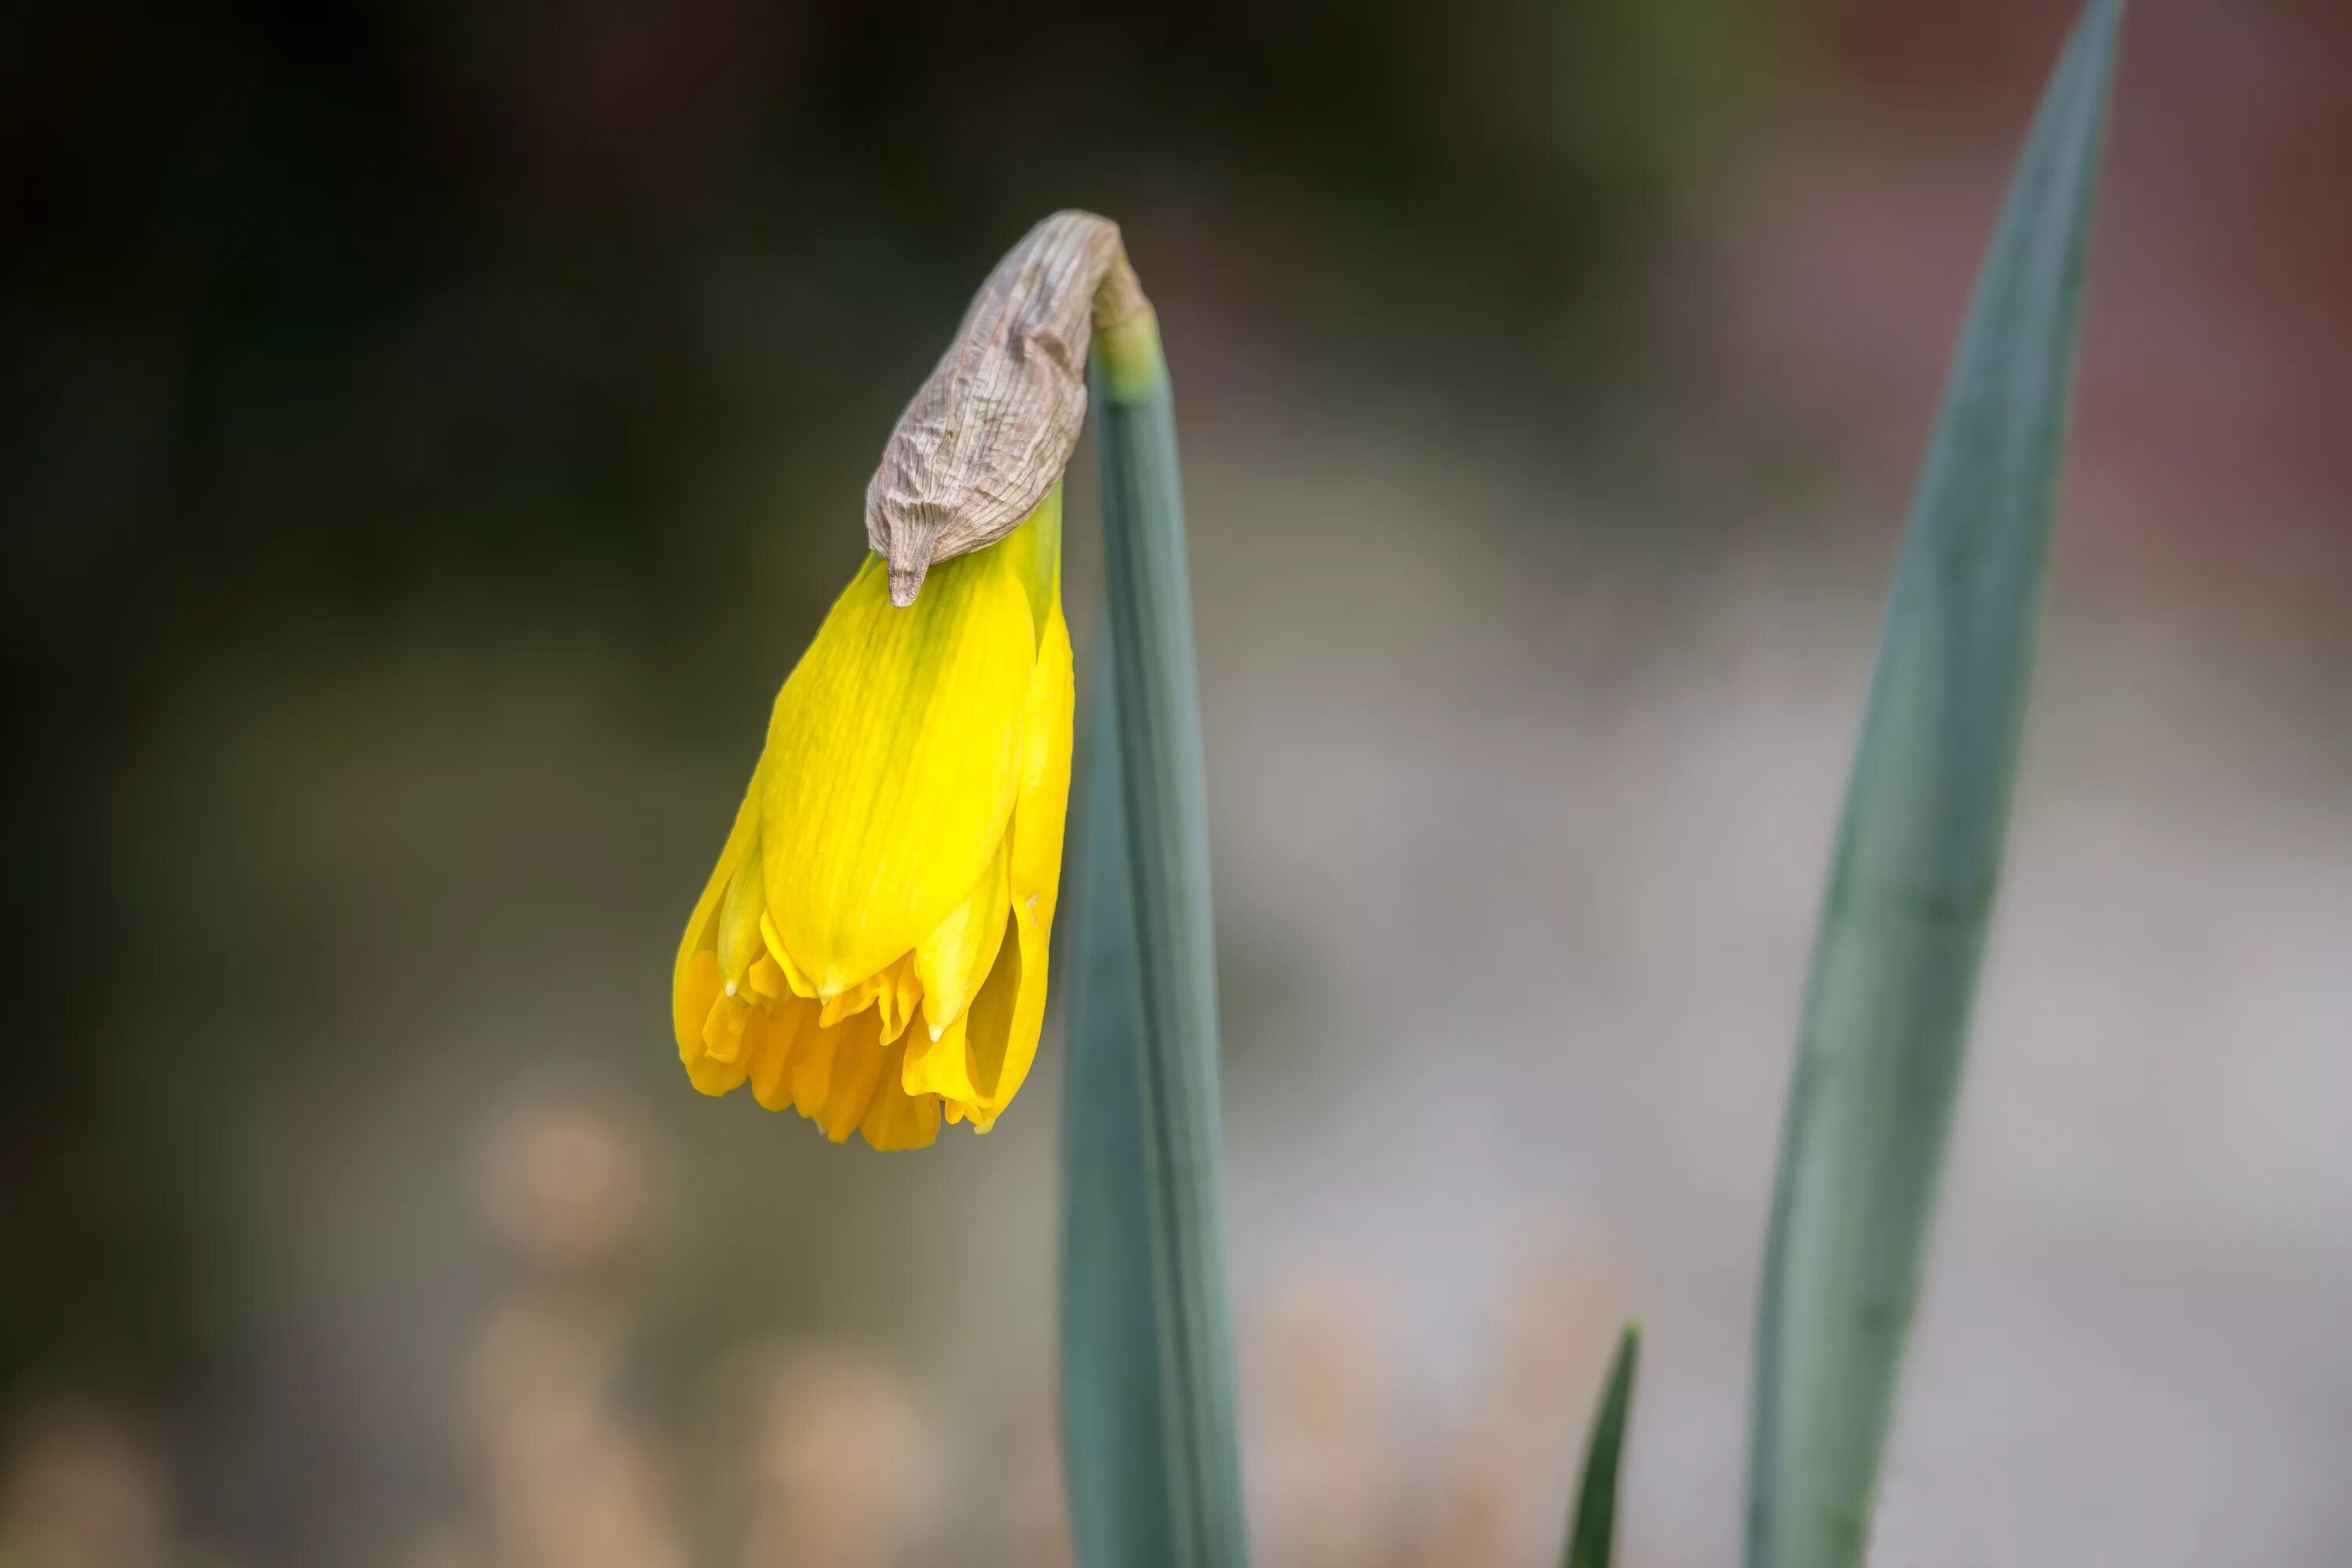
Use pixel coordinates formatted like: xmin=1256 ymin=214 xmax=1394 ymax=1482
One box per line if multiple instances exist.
xmin=1744 ymin=6 xmax=2123 ymax=1567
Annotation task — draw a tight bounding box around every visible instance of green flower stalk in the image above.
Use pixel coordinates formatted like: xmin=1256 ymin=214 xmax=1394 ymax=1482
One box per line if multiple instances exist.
xmin=1061 ymin=232 xmax=1250 ymax=1566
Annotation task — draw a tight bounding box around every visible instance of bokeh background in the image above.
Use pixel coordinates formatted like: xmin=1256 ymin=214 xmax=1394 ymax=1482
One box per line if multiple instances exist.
xmin=5 ymin=1 xmax=2349 ymax=1564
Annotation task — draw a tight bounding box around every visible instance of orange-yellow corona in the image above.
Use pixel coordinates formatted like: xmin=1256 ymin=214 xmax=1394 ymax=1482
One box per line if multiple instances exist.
xmin=673 ymin=487 xmax=1073 ymax=1149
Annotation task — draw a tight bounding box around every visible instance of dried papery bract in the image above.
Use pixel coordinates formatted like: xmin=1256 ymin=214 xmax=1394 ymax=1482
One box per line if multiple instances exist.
xmin=867 ymin=210 xmax=1149 ymax=605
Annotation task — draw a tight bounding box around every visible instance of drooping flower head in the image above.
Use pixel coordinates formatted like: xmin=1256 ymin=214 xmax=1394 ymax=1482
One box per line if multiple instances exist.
xmin=673 ymin=212 xmax=1138 ymax=1149
xmin=673 ymin=491 xmax=1072 ymax=1149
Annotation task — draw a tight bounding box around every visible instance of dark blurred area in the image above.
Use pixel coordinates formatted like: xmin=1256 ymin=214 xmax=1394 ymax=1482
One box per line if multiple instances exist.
xmin=4 ymin=2 xmax=2348 ymax=1564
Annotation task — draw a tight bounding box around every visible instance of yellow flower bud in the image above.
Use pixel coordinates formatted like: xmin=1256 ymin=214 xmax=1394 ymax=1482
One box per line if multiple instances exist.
xmin=673 ymin=487 xmax=1074 ymax=1149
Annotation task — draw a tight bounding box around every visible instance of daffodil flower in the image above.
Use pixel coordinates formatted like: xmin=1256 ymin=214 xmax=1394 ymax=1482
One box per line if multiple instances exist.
xmin=673 ymin=487 xmax=1074 ymax=1149
xmin=672 ymin=211 xmax=1138 ymax=1149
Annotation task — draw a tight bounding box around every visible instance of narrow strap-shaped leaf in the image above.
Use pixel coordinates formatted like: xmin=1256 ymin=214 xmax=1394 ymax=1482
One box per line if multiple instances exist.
xmin=1088 ymin=308 xmax=1250 ymax=1566
xmin=1061 ymin=661 xmax=1177 ymax=1568
xmin=1564 ymin=1323 xmax=1642 ymax=1568
xmin=1744 ymin=5 xmax=2123 ymax=1568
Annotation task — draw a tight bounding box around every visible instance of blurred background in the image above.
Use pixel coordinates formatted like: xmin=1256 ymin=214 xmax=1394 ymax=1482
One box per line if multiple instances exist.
xmin=5 ymin=0 xmax=2349 ymax=1563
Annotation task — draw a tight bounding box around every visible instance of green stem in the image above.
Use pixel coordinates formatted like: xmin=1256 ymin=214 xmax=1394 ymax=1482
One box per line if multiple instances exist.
xmin=1084 ymin=303 xmax=1249 ymax=1566
xmin=1060 ymin=659 xmax=1176 ymax=1568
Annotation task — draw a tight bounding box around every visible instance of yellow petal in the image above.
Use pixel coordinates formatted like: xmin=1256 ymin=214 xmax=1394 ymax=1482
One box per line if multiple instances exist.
xmin=757 ymin=911 xmax=818 ymax=999
xmin=746 ymin=952 xmax=789 ymax=1002
xmin=677 ymin=952 xmax=753 ymax=1097
xmin=686 ymin=1051 xmax=752 ymax=1098
xmin=714 ymin=830 xmax=770 ymax=989
xmin=953 ymin=579 xmax=1075 ymax=1130
xmin=1011 ymin=585 xmax=1076 ymax=939
xmin=701 ymin=990 xmax=751 ymax=1063
xmin=787 ymin=1017 xmax=839 ymax=1120
xmin=914 ymin=836 xmax=1011 ymax=1040
xmin=957 ymin=902 xmax=1051 ymax=1130
xmin=813 ymin=1010 xmax=894 ymax=1144
xmin=676 ymin=949 xmax=723 ymax=1065
xmin=758 ymin=535 xmax=1043 ymax=998
xmin=816 ymin=952 xmax=923 ymax=1042
xmin=858 ymin=1073 xmax=942 ymax=1152
xmin=891 ymin=536 xmax=1073 ymax=1127
xmin=1010 ymin=482 xmax=1062 ymax=639
xmin=746 ymin=994 xmax=818 ymax=1112
xmin=673 ymin=770 xmax=762 ymax=1051
xmin=900 ymin=991 xmax=982 ymax=1105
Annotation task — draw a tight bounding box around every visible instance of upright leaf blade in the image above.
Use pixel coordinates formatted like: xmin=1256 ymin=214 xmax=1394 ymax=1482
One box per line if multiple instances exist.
xmin=1080 ymin=307 xmax=1249 ymax=1566
xmin=1744 ymin=6 xmax=2122 ymax=1567
xmin=1061 ymin=663 xmax=1177 ymax=1568
xmin=1564 ymin=1324 xmax=1642 ymax=1568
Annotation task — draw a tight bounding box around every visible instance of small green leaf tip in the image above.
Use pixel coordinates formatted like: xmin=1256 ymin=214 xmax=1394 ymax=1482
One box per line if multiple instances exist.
xmin=1564 ymin=1323 xmax=1642 ymax=1568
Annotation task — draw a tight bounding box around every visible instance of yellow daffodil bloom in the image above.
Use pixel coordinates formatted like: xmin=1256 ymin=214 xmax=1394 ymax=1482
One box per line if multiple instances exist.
xmin=673 ymin=488 xmax=1074 ymax=1149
